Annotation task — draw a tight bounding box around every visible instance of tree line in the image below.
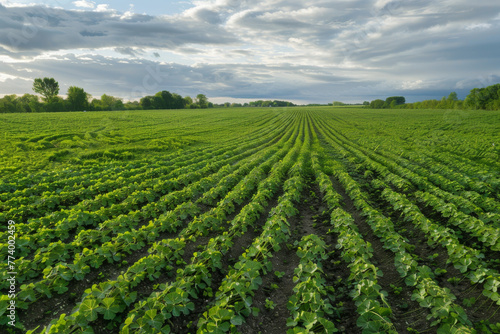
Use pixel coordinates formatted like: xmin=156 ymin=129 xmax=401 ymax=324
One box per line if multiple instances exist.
xmin=213 ymin=100 xmax=296 ymax=108
xmin=0 ymin=77 xmax=212 ymax=113
xmin=0 ymin=78 xmax=298 ymax=113
xmin=3 ymin=77 xmax=499 ymax=113
xmin=368 ymin=84 xmax=500 ymax=110
xmin=368 ymin=96 xmax=406 ymax=109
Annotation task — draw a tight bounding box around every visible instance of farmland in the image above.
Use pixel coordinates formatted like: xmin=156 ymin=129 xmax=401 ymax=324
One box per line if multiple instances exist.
xmin=0 ymin=107 xmax=499 ymax=334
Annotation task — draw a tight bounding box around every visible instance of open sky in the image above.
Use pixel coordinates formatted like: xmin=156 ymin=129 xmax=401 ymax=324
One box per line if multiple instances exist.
xmin=0 ymin=0 xmax=499 ymax=104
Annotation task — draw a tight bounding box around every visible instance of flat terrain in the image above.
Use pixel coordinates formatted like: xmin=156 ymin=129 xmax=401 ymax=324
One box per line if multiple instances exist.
xmin=1 ymin=107 xmax=499 ymax=333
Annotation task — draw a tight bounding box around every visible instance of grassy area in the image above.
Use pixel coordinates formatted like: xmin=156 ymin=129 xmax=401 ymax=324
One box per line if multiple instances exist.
xmin=2 ymin=107 xmax=499 ymax=177
xmin=0 ymin=108 xmax=286 ymax=176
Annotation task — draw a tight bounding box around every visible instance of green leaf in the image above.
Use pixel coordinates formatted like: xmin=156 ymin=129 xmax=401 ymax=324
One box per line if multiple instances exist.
xmin=145 ymin=309 xmax=163 ymax=329
xmin=79 ymin=298 xmax=100 ymax=322
xmin=123 ymin=291 xmax=138 ymax=306
xmin=101 ymin=297 xmax=122 ymax=320
xmin=252 ymin=307 xmax=260 ymax=317
xmin=220 ymin=321 xmax=231 ymax=331
xmin=230 ymin=315 xmax=244 ymax=326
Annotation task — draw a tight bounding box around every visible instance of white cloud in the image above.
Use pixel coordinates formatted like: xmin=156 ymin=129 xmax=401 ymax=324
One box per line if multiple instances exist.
xmin=466 ymin=23 xmax=492 ymax=30
xmin=0 ymin=73 xmax=17 ymax=82
xmin=401 ymin=80 xmax=424 ymax=90
xmin=120 ymin=4 xmax=135 ymax=20
xmin=95 ymin=4 xmax=113 ymax=12
xmin=0 ymin=1 xmax=35 ymax=7
xmin=73 ymin=0 xmax=95 ymax=9
xmin=288 ymin=37 xmax=304 ymax=44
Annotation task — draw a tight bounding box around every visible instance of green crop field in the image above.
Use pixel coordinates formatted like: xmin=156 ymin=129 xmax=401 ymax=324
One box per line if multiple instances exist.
xmin=1 ymin=107 xmax=500 ymax=334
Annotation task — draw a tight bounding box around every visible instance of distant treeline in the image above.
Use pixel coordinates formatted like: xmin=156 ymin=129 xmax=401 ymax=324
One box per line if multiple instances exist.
xmin=368 ymin=96 xmax=406 ymax=109
xmin=0 ymin=77 xmax=297 ymax=113
xmin=368 ymin=83 xmax=500 ymax=110
xmin=3 ymin=77 xmax=499 ymax=113
xmin=0 ymin=92 xmax=211 ymax=113
xmin=213 ymin=100 xmax=296 ymax=108
xmin=0 ymin=77 xmax=212 ymax=113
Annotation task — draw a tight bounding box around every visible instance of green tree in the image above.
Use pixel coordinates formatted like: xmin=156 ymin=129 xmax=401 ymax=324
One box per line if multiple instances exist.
xmin=67 ymin=86 xmax=90 ymax=111
xmin=100 ymin=94 xmax=124 ymax=110
xmin=447 ymin=92 xmax=458 ymax=102
xmin=140 ymin=96 xmax=154 ymax=110
xmin=33 ymin=77 xmax=59 ymax=103
xmin=195 ymin=94 xmax=208 ymax=108
xmin=155 ymin=90 xmax=174 ymax=109
xmin=385 ymin=96 xmax=405 ymax=106
xmin=124 ymin=101 xmax=142 ymax=110
xmin=0 ymin=95 xmax=17 ymax=113
xmin=465 ymin=84 xmax=500 ymax=110
xmin=45 ymin=96 xmax=66 ymax=112
xmin=184 ymin=96 xmax=193 ymax=108
xmin=370 ymin=99 xmax=385 ymax=109
xmin=18 ymin=94 xmax=42 ymax=112
xmin=171 ymin=93 xmax=185 ymax=109
xmin=152 ymin=96 xmax=164 ymax=109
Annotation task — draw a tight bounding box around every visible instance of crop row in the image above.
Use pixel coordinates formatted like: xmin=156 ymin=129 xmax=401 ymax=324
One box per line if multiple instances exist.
xmin=18 ymin=112 xmax=305 ymax=332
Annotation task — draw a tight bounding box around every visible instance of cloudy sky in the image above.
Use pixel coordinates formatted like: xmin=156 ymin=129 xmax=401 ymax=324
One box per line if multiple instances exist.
xmin=0 ymin=0 xmax=499 ymax=104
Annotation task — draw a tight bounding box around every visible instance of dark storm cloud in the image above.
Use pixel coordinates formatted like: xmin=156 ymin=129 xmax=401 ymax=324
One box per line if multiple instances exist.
xmin=114 ymin=47 xmax=144 ymax=57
